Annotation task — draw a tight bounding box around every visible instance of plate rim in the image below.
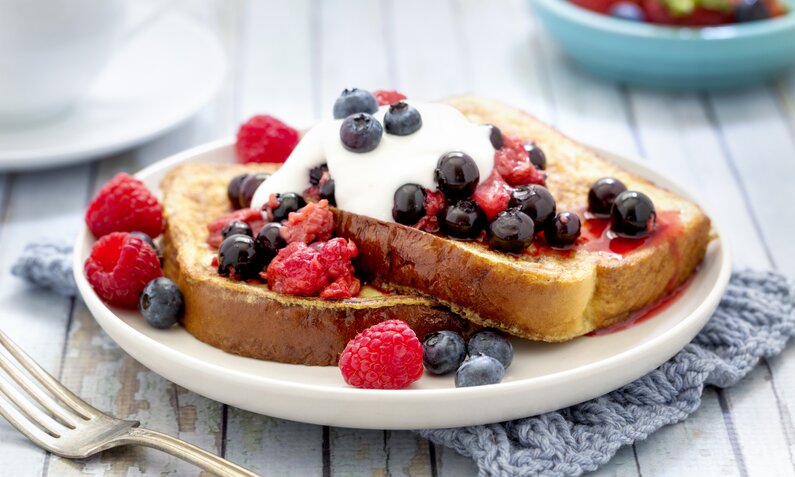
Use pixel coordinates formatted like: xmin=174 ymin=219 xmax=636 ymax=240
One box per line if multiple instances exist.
xmin=73 ymin=138 xmax=732 ymax=427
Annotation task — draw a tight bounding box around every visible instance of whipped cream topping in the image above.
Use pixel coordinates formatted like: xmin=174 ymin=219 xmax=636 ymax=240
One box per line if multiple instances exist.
xmin=251 ymin=102 xmax=495 ymax=223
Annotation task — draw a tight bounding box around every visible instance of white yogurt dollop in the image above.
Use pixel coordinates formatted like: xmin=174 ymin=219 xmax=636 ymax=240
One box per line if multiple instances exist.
xmin=251 ymin=102 xmax=495 ymax=223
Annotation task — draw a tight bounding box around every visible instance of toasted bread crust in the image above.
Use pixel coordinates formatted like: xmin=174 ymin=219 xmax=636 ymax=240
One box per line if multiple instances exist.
xmin=161 ymin=163 xmax=472 ymax=366
xmin=335 ymin=97 xmax=711 ymax=341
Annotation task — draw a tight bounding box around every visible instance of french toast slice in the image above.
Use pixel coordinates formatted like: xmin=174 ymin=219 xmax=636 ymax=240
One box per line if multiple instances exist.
xmin=334 ymin=96 xmax=711 ymax=342
xmin=161 ymin=163 xmax=472 ymax=366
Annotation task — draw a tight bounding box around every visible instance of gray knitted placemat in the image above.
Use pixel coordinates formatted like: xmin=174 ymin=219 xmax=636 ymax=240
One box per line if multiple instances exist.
xmin=12 ymin=243 xmax=794 ymax=477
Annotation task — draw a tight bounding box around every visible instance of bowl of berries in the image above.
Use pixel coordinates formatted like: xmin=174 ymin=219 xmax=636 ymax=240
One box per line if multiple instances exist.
xmin=529 ymin=0 xmax=795 ymax=89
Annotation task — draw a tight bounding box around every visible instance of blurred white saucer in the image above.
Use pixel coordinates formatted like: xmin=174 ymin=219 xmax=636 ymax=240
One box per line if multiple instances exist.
xmin=0 ymin=9 xmax=226 ymax=170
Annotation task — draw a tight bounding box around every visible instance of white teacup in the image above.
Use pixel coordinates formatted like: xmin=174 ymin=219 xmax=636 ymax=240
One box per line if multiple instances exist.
xmin=0 ymin=0 xmax=125 ymax=126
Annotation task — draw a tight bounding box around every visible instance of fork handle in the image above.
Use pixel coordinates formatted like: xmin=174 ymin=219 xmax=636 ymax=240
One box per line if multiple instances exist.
xmin=121 ymin=427 xmax=260 ymax=477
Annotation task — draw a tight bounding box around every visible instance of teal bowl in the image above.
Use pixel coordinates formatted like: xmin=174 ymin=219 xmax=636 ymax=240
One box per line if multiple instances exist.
xmin=530 ymin=0 xmax=795 ymax=89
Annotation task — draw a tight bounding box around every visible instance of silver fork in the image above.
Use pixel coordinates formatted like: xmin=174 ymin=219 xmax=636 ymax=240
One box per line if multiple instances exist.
xmin=0 ymin=330 xmax=259 ymax=477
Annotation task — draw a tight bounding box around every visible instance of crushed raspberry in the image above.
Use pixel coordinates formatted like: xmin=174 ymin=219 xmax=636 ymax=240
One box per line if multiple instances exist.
xmin=372 ymin=90 xmax=407 ymax=106
xmin=207 ymin=208 xmax=265 ymax=249
xmin=415 ymin=189 xmax=446 ymax=233
xmin=266 ymin=238 xmax=360 ymax=299
xmin=84 ymin=232 xmax=163 ymax=309
xmin=235 ymin=115 xmax=300 ymax=164
xmin=280 ymin=200 xmax=334 ymax=244
xmin=494 ymin=136 xmax=546 ymax=187
xmin=472 ymin=171 xmax=512 ymax=220
xmin=338 ymin=319 xmax=424 ymax=389
xmin=85 ymin=173 xmax=163 ymax=239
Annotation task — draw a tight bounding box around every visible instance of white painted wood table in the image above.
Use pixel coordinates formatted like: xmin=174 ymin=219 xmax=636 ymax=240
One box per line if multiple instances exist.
xmin=2 ymin=0 xmax=794 ymax=475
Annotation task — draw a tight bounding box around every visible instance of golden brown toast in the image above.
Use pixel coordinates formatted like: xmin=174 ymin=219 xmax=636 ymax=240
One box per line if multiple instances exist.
xmin=160 ymin=163 xmax=473 ymax=366
xmin=334 ymin=96 xmax=711 ymax=342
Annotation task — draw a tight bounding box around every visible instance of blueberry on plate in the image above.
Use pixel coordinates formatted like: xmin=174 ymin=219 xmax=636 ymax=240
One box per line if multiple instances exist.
xmin=238 ymin=172 xmax=270 ymax=209
xmin=227 ymin=173 xmax=249 ymax=209
xmin=545 ymin=211 xmax=581 ymax=249
xmin=393 ymin=183 xmax=427 ymax=225
xmin=487 ymin=209 xmax=534 ymax=253
xmin=333 ymin=88 xmax=379 ymax=119
xmin=608 ymin=1 xmax=647 ymax=21
xmin=138 ymin=277 xmax=184 ymax=329
xmin=340 ymin=113 xmax=383 ymax=153
xmin=509 ymin=184 xmax=556 ymax=229
xmin=588 ymin=177 xmax=627 ymax=217
xmin=218 ymin=234 xmax=261 ymax=279
xmin=130 ymin=231 xmax=157 ymax=253
xmin=467 ymin=330 xmax=513 ymax=368
xmin=309 ymin=164 xmax=328 ymax=186
xmin=255 ymin=222 xmax=286 ymax=265
xmin=735 ymin=0 xmax=770 ymax=22
xmin=611 ymin=190 xmax=656 ymax=238
xmin=222 ymin=220 xmax=253 ymax=240
xmin=384 ymin=101 xmax=422 ymax=136
xmin=422 ymin=331 xmax=467 ymax=375
xmin=439 ymin=199 xmax=487 ymax=240
xmin=269 ymin=192 xmax=307 ymax=222
xmin=523 ymin=143 xmax=547 ymax=171
xmin=435 ymin=151 xmax=480 ymax=199
xmin=455 ymin=354 xmax=505 ymax=388
xmin=487 ymin=124 xmax=504 ymax=150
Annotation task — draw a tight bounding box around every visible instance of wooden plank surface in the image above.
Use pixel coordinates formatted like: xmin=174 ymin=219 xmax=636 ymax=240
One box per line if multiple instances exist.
xmin=1 ymin=0 xmax=794 ymax=476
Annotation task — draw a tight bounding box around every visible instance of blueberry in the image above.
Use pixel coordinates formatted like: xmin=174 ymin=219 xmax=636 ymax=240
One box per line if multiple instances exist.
xmin=333 ymin=88 xmax=379 ymax=119
xmin=608 ymin=1 xmax=647 ymax=21
xmin=487 ymin=124 xmax=504 ymax=150
xmin=384 ymin=101 xmax=422 ymax=136
xmin=218 ymin=234 xmax=261 ymax=279
xmin=340 ymin=113 xmax=383 ymax=153
xmin=138 ymin=277 xmax=184 ymax=329
xmin=238 ymin=172 xmax=270 ymax=209
xmin=319 ymin=179 xmax=336 ymax=206
xmin=545 ymin=211 xmax=581 ymax=249
xmin=735 ymin=0 xmax=770 ymax=22
xmin=611 ymin=191 xmax=656 ymax=238
xmin=509 ymin=185 xmax=556 ymax=229
xmin=255 ymin=223 xmax=286 ymax=265
xmin=222 ymin=220 xmax=253 ymax=240
xmin=487 ymin=209 xmax=534 ymax=253
xmin=393 ymin=183 xmax=427 ymax=225
xmin=130 ymin=231 xmax=157 ymax=253
xmin=524 ymin=143 xmax=547 ymax=171
xmin=227 ymin=173 xmax=249 ymax=209
xmin=588 ymin=177 xmax=627 ymax=218
xmin=467 ymin=330 xmax=513 ymax=368
xmin=455 ymin=355 xmax=505 ymax=388
xmin=309 ymin=164 xmax=328 ymax=186
xmin=439 ymin=199 xmax=487 ymax=240
xmin=268 ymin=192 xmax=307 ymax=222
xmin=435 ymin=151 xmax=480 ymax=199
xmin=422 ymin=330 xmax=467 ymax=375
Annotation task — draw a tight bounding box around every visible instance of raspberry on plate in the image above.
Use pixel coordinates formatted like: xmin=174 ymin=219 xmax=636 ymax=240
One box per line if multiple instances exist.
xmin=85 ymin=173 xmax=163 ymax=239
xmin=235 ymin=114 xmax=299 ymax=164
xmin=372 ymin=89 xmax=407 ymax=106
xmin=84 ymin=232 xmax=163 ymax=309
xmin=338 ymin=319 xmax=424 ymax=389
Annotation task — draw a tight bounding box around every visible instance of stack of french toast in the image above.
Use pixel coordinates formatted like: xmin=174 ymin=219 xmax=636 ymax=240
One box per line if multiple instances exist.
xmin=160 ymin=96 xmax=710 ymax=366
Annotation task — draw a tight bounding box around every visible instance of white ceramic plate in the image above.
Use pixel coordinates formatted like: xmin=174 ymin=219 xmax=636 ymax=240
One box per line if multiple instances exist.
xmin=74 ymin=140 xmax=731 ymax=430
xmin=0 ymin=10 xmax=225 ymax=170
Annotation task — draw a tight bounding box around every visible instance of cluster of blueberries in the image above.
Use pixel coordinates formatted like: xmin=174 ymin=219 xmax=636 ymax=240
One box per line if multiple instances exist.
xmin=589 ymin=177 xmax=657 ymax=238
xmin=423 ymin=329 xmax=513 ymax=387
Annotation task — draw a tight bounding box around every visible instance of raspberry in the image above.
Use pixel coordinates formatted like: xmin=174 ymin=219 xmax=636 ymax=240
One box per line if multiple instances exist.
xmin=84 ymin=232 xmax=163 ymax=309
xmin=494 ymin=136 xmax=546 ymax=187
xmin=206 ymin=208 xmax=265 ymax=249
xmin=473 ymin=171 xmax=512 ymax=221
xmin=280 ymin=200 xmax=334 ymax=244
xmin=338 ymin=319 xmax=424 ymax=389
xmin=235 ymin=115 xmax=300 ymax=164
xmin=372 ymin=90 xmax=407 ymax=106
xmin=415 ymin=189 xmax=445 ymax=232
xmin=85 ymin=173 xmax=163 ymax=239
xmin=266 ymin=238 xmax=360 ymax=298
